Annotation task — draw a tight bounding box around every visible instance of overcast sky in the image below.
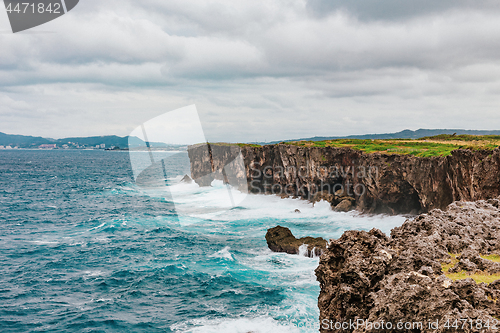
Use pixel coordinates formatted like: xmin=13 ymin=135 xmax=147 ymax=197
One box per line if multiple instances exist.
xmin=1 ymin=0 xmax=500 ymax=142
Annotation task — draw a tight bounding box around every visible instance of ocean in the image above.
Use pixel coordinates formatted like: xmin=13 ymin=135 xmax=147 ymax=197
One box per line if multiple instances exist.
xmin=0 ymin=150 xmax=406 ymax=332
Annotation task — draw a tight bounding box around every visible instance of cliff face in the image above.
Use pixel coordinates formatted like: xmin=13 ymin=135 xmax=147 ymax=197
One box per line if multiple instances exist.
xmin=315 ymin=198 xmax=500 ymax=333
xmin=188 ymin=144 xmax=500 ymax=214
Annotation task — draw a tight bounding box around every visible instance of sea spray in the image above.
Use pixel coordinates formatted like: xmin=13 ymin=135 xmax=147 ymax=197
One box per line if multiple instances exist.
xmin=298 ymin=244 xmax=309 ymax=257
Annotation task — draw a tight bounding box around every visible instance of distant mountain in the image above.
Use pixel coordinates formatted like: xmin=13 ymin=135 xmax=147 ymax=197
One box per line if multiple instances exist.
xmin=262 ymin=129 xmax=500 ymax=144
xmin=3 ymin=128 xmax=500 ymax=149
xmin=54 ymin=135 xmax=129 ymax=148
xmin=0 ymin=132 xmax=186 ymax=150
xmin=0 ymin=132 xmax=52 ymax=147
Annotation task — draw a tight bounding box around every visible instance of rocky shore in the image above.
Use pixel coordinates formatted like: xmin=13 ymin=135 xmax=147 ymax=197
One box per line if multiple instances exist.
xmin=188 ymin=143 xmax=500 ymax=215
xmin=316 ymin=198 xmax=500 ymax=332
xmin=265 ymin=225 xmax=327 ymax=257
xmin=189 ymin=143 xmax=500 ymax=330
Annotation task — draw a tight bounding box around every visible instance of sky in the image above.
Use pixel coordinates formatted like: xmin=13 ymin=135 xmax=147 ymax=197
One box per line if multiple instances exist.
xmin=1 ymin=0 xmax=500 ymax=142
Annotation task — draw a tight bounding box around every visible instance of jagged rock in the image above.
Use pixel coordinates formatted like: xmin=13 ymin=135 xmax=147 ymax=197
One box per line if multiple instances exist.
xmin=449 ymin=258 xmax=479 ymax=274
xmin=310 ymin=191 xmax=334 ymax=205
xmin=265 ymin=225 xmax=326 ymax=257
xmin=455 ymin=250 xmax=500 ymax=274
xmin=180 ymin=174 xmax=193 ymax=183
xmin=334 ymin=199 xmax=353 ymax=212
xmin=316 ymin=198 xmax=500 ymax=332
xmin=294 ymin=209 xmax=301 ymax=213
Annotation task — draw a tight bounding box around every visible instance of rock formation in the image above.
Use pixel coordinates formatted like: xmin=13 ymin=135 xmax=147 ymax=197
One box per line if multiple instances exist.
xmin=315 ymin=198 xmax=500 ymax=332
xmin=188 ymin=143 xmax=500 ymax=215
xmin=265 ymin=225 xmax=327 ymax=257
xmin=180 ymin=174 xmax=192 ymax=183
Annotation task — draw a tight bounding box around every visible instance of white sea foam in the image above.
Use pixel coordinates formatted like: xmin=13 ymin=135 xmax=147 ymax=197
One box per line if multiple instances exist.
xmin=136 ymin=174 xmax=406 ymax=333
xmin=310 ymin=247 xmax=318 ymax=258
xmin=29 ymin=240 xmax=59 ymax=245
xmin=174 ymin=316 xmax=302 ymax=333
xmin=92 ymin=237 xmax=110 ymax=243
xmin=210 ymin=246 xmax=234 ymax=260
xmin=88 ymin=223 xmax=106 ymax=231
xmin=92 ymin=298 xmax=112 ymax=303
xmin=83 ymin=270 xmax=105 ymax=277
xmin=159 ymin=180 xmax=406 ymax=236
xmin=298 ymin=244 xmax=309 ymax=257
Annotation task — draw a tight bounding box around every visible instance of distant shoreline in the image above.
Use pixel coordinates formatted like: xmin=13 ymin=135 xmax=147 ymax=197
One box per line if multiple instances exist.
xmin=0 ymin=148 xmax=188 ymax=152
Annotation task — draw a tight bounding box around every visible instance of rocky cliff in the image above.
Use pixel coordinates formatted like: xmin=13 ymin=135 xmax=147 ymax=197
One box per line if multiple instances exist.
xmin=188 ymin=143 xmax=500 ymax=215
xmin=315 ymin=198 xmax=500 ymax=333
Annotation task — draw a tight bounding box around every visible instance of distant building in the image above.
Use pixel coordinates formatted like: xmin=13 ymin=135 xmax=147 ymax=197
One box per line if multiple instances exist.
xmin=0 ymin=146 xmax=4 ymax=149
xmin=100 ymin=143 xmax=105 ymax=149
xmin=6 ymin=146 xmax=12 ymax=149
xmin=62 ymin=144 xmax=69 ymax=149
xmin=39 ymin=144 xmax=57 ymax=149
xmin=95 ymin=145 xmax=100 ymax=149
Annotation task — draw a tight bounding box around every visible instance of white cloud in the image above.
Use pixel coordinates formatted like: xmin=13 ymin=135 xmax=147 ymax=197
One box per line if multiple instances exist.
xmin=0 ymin=0 xmax=500 ymax=141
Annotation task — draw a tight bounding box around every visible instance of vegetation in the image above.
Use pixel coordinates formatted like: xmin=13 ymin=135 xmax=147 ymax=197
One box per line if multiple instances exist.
xmin=441 ymin=253 xmax=500 ymax=284
xmin=482 ymin=254 xmax=500 ymax=262
xmin=213 ymin=134 xmax=500 ymax=157
xmin=281 ymin=135 xmax=500 ymax=157
xmin=236 ymin=143 xmax=261 ymax=148
xmin=420 ymin=134 xmax=500 ymax=142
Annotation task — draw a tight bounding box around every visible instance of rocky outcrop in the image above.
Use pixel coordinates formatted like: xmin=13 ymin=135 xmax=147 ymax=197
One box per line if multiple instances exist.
xmin=265 ymin=225 xmax=327 ymax=257
xmin=180 ymin=174 xmax=192 ymax=183
xmin=188 ymin=143 xmax=500 ymax=215
xmin=315 ymin=198 xmax=500 ymax=332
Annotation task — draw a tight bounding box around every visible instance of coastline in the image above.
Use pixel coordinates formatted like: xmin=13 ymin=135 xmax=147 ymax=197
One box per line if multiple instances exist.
xmin=187 ymin=142 xmax=500 ymax=330
xmin=188 ymin=143 xmax=500 ymax=215
xmin=316 ymin=197 xmax=500 ymax=332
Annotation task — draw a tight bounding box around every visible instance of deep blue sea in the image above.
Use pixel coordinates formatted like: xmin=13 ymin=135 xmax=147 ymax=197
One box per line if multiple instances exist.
xmin=0 ymin=150 xmax=406 ymax=332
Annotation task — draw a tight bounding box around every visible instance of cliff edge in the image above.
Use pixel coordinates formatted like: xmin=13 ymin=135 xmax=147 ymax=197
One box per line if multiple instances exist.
xmin=188 ymin=143 xmax=500 ymax=215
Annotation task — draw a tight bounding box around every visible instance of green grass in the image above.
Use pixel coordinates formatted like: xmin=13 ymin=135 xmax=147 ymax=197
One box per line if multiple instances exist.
xmin=441 ymin=253 xmax=500 ymax=284
xmin=481 ymin=254 xmax=500 ymax=262
xmin=208 ymin=135 xmax=500 ymax=157
xmin=281 ymin=135 xmax=500 ymax=157
xmin=419 ymin=134 xmax=500 ymax=142
xmin=445 ymin=271 xmax=500 ymax=284
xmin=236 ymin=143 xmax=261 ymax=148
xmin=441 ymin=253 xmax=460 ymax=273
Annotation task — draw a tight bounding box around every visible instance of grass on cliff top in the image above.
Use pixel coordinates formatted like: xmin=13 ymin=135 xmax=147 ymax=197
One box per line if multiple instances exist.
xmin=420 ymin=134 xmax=500 ymax=142
xmin=285 ymin=135 xmax=500 ymax=157
xmin=441 ymin=253 xmax=500 ymax=284
xmin=211 ymin=134 xmax=500 ymax=157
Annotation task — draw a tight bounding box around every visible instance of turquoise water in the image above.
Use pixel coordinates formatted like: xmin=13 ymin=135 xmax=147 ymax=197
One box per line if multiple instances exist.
xmin=0 ymin=150 xmax=406 ymax=332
